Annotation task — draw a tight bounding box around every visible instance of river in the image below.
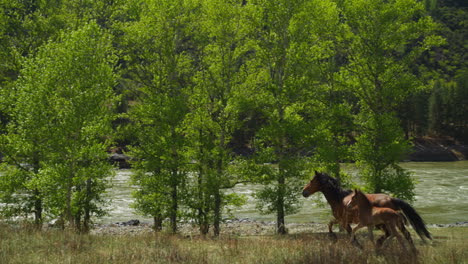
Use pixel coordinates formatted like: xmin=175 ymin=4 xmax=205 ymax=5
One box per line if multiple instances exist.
xmin=101 ymin=161 xmax=468 ymax=225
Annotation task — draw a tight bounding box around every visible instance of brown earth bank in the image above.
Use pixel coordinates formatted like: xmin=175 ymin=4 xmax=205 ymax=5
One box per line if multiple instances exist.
xmin=407 ymin=137 xmax=468 ymax=162
xmin=87 ymin=218 xmax=468 ymax=237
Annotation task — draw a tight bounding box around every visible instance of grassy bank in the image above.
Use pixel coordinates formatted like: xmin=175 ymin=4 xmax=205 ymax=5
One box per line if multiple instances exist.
xmin=0 ymin=224 xmax=466 ymax=264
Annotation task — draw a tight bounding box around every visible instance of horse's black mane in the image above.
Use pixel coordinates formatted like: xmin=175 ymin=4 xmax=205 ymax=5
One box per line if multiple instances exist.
xmin=317 ymin=172 xmax=353 ymax=199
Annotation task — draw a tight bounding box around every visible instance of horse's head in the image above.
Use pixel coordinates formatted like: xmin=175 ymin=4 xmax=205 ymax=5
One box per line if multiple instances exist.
xmin=346 ymin=189 xmax=363 ymax=209
xmin=302 ymin=171 xmax=324 ymax=197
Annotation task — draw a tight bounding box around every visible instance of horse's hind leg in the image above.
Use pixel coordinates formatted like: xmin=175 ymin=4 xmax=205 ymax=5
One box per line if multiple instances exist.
xmin=398 ymin=219 xmax=417 ymax=253
xmin=395 ymin=232 xmax=408 ymax=252
xmin=387 ymin=222 xmax=408 ymax=252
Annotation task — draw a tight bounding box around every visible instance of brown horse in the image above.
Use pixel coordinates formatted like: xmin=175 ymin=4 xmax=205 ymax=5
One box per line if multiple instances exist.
xmin=347 ymin=189 xmax=416 ymax=251
xmin=302 ymin=171 xmax=431 ymax=241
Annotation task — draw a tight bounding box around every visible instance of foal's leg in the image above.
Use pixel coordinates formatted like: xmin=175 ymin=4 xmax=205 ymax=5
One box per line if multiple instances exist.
xmin=376 ymin=225 xmax=390 ymax=247
xmin=397 ymin=218 xmax=417 ymax=253
xmin=345 ymin=224 xmax=353 ymax=236
xmin=380 ymin=225 xmax=396 ymax=249
xmin=394 ymin=229 xmax=408 ymax=252
xmin=350 ymin=223 xmax=365 ymax=249
xmin=384 ymin=221 xmax=407 ymax=252
xmin=340 ymin=217 xmax=353 ymax=235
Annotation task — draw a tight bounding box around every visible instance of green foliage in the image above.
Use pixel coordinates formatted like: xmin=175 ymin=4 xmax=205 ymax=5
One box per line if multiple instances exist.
xmin=254 ymin=180 xmax=304 ymax=216
xmin=124 ymin=0 xmax=197 ymax=232
xmin=0 ymin=21 xmax=117 ymax=230
xmin=354 ymin=112 xmax=415 ymax=198
xmin=182 ymin=0 xmax=255 ymax=235
xmin=341 ymin=0 xmax=442 ymax=198
xmin=245 ymin=0 xmax=343 ymax=233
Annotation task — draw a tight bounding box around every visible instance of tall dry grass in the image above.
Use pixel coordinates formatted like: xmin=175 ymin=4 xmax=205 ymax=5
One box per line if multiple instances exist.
xmin=0 ymin=223 xmax=466 ymax=264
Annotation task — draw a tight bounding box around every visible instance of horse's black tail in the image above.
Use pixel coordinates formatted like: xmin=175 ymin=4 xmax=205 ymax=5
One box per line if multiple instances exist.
xmin=392 ymin=198 xmax=432 ymax=241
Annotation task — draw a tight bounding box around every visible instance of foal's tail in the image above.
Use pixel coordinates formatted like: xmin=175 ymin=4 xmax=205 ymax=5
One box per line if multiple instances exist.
xmin=392 ymin=198 xmax=432 ymax=241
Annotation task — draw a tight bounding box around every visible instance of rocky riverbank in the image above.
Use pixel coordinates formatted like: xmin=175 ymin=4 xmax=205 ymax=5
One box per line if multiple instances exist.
xmin=90 ymin=219 xmax=327 ymax=237
xmin=407 ymin=137 xmax=468 ymax=161
xmin=89 ymin=218 xmax=468 ymax=237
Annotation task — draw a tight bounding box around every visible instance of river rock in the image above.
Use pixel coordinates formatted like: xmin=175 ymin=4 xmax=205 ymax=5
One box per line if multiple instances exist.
xmin=115 ymin=219 xmax=140 ymax=226
xmin=109 ymin=153 xmax=132 ymax=168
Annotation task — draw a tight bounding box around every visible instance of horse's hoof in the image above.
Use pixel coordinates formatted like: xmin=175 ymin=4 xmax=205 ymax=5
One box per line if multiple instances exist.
xmin=375 ymin=247 xmax=383 ymax=255
xmin=351 ymin=239 xmax=363 ymax=249
xmin=328 ymin=232 xmax=338 ymax=241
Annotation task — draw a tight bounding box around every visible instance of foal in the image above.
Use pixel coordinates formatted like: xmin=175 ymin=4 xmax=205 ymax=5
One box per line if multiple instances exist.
xmin=347 ymin=189 xmax=415 ymax=251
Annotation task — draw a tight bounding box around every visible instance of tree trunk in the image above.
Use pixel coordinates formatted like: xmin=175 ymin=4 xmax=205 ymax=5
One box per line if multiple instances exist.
xmin=83 ymin=178 xmax=92 ymax=233
xmin=33 ymin=189 xmax=43 ymax=229
xmin=66 ymin=170 xmax=74 ymax=227
xmin=277 ymin=173 xmax=286 ymax=235
xmin=199 ymin=216 xmax=209 ymax=235
xmin=213 ymin=129 xmax=225 ymax=237
xmin=153 ymin=215 xmax=163 ymax=231
xmin=170 ymin=169 xmax=178 ymax=234
xmin=276 ymin=107 xmax=287 ymax=235
xmin=74 ymin=184 xmax=82 ymax=232
xmin=277 ymin=156 xmax=286 ymax=235
xmin=170 ymin=127 xmax=179 ymax=234
xmin=213 ymin=189 xmax=221 ymax=236
xmin=197 ymin=150 xmax=209 ymax=236
xmin=32 ymin=158 xmax=42 ymax=229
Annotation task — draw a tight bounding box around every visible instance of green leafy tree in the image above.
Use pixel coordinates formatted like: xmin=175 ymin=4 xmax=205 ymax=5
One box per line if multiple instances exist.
xmin=184 ymin=0 xmax=252 ymax=236
xmin=124 ymin=0 xmax=196 ymax=233
xmin=0 ymin=0 xmax=71 ymax=134
xmin=308 ymin=11 xmax=355 ymax=186
xmin=247 ymin=0 xmax=341 ymax=234
xmin=1 ymin=22 xmax=118 ymax=231
xmin=341 ymin=0 xmax=443 ymax=200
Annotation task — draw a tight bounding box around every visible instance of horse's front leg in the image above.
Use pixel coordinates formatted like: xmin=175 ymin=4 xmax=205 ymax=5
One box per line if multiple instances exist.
xmin=350 ymin=223 xmax=364 ymax=249
xmin=340 ymin=218 xmax=353 ymax=236
xmin=328 ymin=219 xmax=336 ymax=233
xmin=367 ymin=225 xmax=375 ymax=244
xmin=328 ymin=219 xmax=338 ymax=239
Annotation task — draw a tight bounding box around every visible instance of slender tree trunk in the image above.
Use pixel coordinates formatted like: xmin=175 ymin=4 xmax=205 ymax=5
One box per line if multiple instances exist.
xmin=66 ymin=168 xmax=74 ymax=227
xmin=213 ymin=129 xmax=225 ymax=237
xmin=32 ymin=157 xmax=42 ymax=229
xmin=170 ymin=169 xmax=178 ymax=234
xmin=213 ymin=189 xmax=221 ymax=236
xmin=74 ymin=184 xmax=82 ymax=232
xmin=33 ymin=189 xmax=43 ymax=228
xmin=276 ymin=106 xmax=287 ymax=235
xmin=170 ymin=127 xmax=179 ymax=234
xmin=199 ymin=214 xmax=209 ymax=235
xmin=277 ymin=170 xmax=286 ymax=235
xmin=83 ymin=178 xmax=92 ymax=233
xmin=333 ymin=137 xmax=342 ymax=186
xmin=197 ymin=129 xmax=210 ymax=236
xmin=74 ymin=212 xmax=82 ymax=233
xmin=153 ymin=215 xmax=163 ymax=231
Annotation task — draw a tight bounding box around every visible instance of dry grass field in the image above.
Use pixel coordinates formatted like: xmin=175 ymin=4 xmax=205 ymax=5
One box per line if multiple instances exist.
xmin=0 ymin=223 xmax=466 ymax=264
